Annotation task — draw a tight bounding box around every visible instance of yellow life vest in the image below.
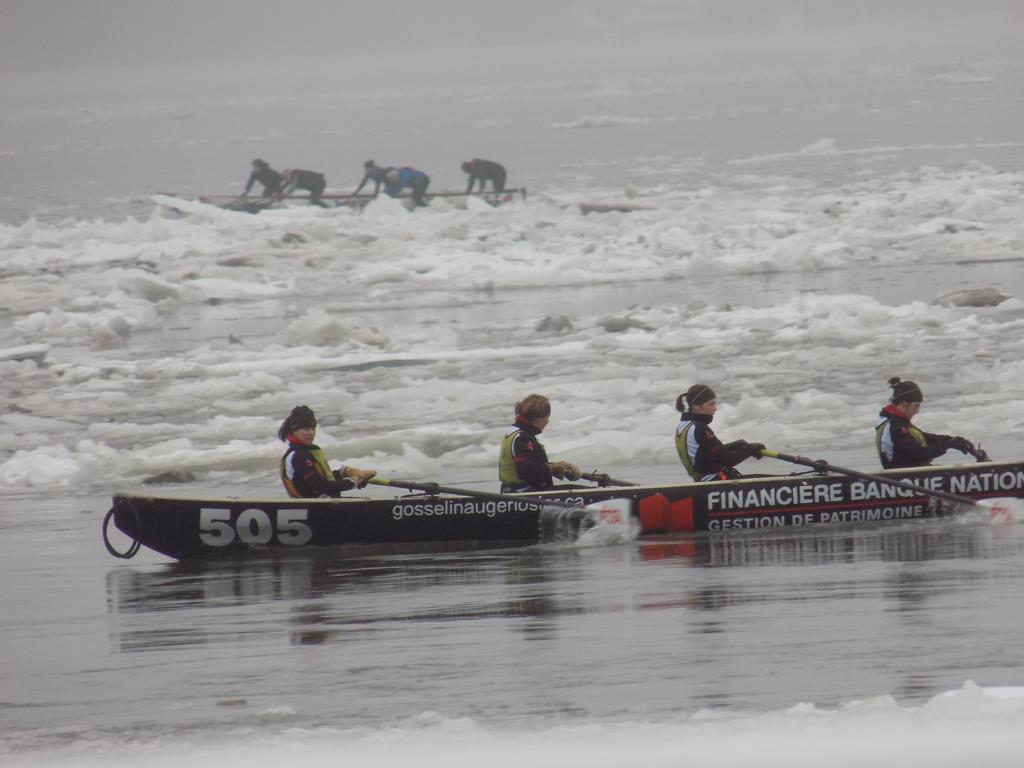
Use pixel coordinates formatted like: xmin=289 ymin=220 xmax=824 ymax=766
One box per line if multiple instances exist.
xmin=498 ymin=427 xmax=523 ymax=485
xmin=875 ymin=418 xmax=928 ymax=466
xmin=280 ymin=445 xmax=333 ymax=498
xmin=674 ymin=420 xmax=702 ymax=482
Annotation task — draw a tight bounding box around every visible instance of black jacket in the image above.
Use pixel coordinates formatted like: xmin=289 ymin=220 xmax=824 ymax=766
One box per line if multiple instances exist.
xmin=499 ymin=418 xmax=553 ymax=492
xmin=243 ymin=167 xmax=284 ymax=197
xmin=281 ymin=169 xmax=326 ymax=194
xmin=464 ymin=158 xmax=506 ymax=192
xmin=280 ymin=439 xmax=354 ymax=498
xmin=875 ymin=406 xmax=952 ymax=469
xmin=353 ymin=166 xmax=393 ymax=196
xmin=676 ymin=412 xmax=761 ymax=481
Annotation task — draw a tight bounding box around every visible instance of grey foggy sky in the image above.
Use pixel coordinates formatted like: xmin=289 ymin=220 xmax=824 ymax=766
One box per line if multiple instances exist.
xmin=1 ymin=0 xmax=1020 ymax=74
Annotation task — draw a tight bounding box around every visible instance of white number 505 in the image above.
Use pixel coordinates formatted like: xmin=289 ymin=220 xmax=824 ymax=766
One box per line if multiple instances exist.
xmin=199 ymin=507 xmax=312 ymax=547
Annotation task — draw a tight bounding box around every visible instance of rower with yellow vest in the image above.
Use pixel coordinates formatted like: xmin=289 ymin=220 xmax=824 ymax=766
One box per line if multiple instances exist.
xmin=674 ymin=384 xmax=765 ymax=482
xmin=498 ymin=394 xmax=581 ymax=493
xmin=875 ymin=377 xmax=981 ymax=469
xmin=278 ymin=405 xmax=377 ymax=498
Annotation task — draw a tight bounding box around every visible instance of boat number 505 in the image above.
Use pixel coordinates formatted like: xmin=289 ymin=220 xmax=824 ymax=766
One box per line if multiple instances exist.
xmin=199 ymin=507 xmax=312 ymax=547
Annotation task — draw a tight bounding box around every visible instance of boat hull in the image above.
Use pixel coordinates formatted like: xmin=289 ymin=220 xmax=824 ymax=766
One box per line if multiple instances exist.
xmin=106 ymin=460 xmax=1024 ymax=560
xmin=108 ymin=493 xmax=556 ymax=560
xmin=153 ymin=189 xmax=528 ymax=214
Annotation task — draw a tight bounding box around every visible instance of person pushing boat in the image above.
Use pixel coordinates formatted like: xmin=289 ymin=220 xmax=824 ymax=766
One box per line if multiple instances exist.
xmin=279 ymin=168 xmax=328 ymax=207
xmin=674 ymin=384 xmax=765 ymax=482
xmin=279 ymin=405 xmax=376 ymax=498
xmin=461 ymin=158 xmax=506 ymax=193
xmin=498 ymin=394 xmax=581 ymax=493
xmin=384 ymin=166 xmax=431 ymax=207
xmin=242 ymin=158 xmax=284 ymax=198
xmin=875 ymin=377 xmax=983 ymax=469
xmin=352 ymin=160 xmax=393 ymax=197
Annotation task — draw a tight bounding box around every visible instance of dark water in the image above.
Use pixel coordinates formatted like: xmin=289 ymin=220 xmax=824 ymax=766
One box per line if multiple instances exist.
xmin=3 ymin=492 xmax=1024 ymax=750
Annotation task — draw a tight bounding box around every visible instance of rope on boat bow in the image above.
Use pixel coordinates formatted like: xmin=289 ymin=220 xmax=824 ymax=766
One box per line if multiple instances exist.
xmin=102 ymin=500 xmax=142 ymax=559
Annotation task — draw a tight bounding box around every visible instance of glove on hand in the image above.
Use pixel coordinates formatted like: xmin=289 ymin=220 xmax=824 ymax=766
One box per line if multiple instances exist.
xmin=951 ymin=436 xmax=975 ymax=454
xmin=342 ymin=468 xmax=376 ymax=488
xmin=549 ymin=461 xmax=581 ymax=481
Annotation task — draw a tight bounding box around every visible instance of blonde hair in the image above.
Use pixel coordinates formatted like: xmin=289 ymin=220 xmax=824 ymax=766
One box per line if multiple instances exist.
xmin=515 ymin=394 xmax=551 ymax=420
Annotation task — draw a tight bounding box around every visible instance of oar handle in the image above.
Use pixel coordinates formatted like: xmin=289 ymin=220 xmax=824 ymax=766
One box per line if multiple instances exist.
xmin=970 ymin=446 xmax=990 ymax=462
xmin=580 ymin=471 xmax=638 ymax=487
xmin=758 ymin=449 xmax=828 ymax=471
xmin=369 ymin=477 xmax=440 ymax=494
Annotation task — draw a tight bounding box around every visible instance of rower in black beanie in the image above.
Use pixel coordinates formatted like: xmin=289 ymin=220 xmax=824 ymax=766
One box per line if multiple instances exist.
xmin=875 ymin=377 xmax=985 ymax=468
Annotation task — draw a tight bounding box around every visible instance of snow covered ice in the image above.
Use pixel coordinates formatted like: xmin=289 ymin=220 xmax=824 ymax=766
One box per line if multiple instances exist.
xmin=9 ymin=684 xmax=1024 ymax=767
xmin=2 ymin=160 xmax=1024 ymax=494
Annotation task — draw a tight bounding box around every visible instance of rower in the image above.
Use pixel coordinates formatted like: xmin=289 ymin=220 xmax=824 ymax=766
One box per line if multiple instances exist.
xmin=278 ymin=405 xmax=376 ymax=498
xmin=498 ymin=394 xmax=582 ymax=493
xmin=875 ymin=377 xmax=983 ymax=468
xmin=674 ymin=384 xmax=765 ymax=482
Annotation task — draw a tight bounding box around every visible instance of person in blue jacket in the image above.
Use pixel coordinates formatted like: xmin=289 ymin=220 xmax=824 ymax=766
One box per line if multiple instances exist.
xmin=384 ymin=166 xmax=431 ymax=207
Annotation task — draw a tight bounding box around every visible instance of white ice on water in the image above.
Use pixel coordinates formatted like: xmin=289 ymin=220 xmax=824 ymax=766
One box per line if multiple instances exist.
xmin=2 ymin=161 xmax=1023 ymax=494
xmin=8 ymin=683 xmax=1024 ymax=767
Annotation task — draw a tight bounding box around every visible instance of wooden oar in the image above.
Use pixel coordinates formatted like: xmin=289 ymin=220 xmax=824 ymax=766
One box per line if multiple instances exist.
xmin=580 ymin=471 xmax=638 ymax=487
xmin=760 ymin=448 xmax=1022 ymax=521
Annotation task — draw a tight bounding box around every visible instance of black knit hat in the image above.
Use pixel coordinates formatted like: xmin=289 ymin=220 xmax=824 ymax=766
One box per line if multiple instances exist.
xmin=278 ymin=405 xmax=317 ymax=441
xmin=889 ymin=377 xmax=923 ymax=404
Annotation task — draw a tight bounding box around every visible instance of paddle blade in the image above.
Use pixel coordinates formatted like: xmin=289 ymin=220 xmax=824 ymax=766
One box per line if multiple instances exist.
xmin=538 ymin=505 xmax=586 ymax=544
xmin=577 ymin=499 xmax=639 ymax=546
xmin=538 ymin=499 xmax=637 ymax=545
xmin=980 ymin=497 xmax=1024 ymax=526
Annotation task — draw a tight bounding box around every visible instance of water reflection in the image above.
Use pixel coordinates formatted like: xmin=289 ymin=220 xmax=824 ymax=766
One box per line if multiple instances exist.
xmin=105 ymin=546 xmax=572 ymax=652
xmin=105 ymin=520 xmax=1023 ymax=658
xmin=639 ymin=519 xmax=1017 ymax=569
